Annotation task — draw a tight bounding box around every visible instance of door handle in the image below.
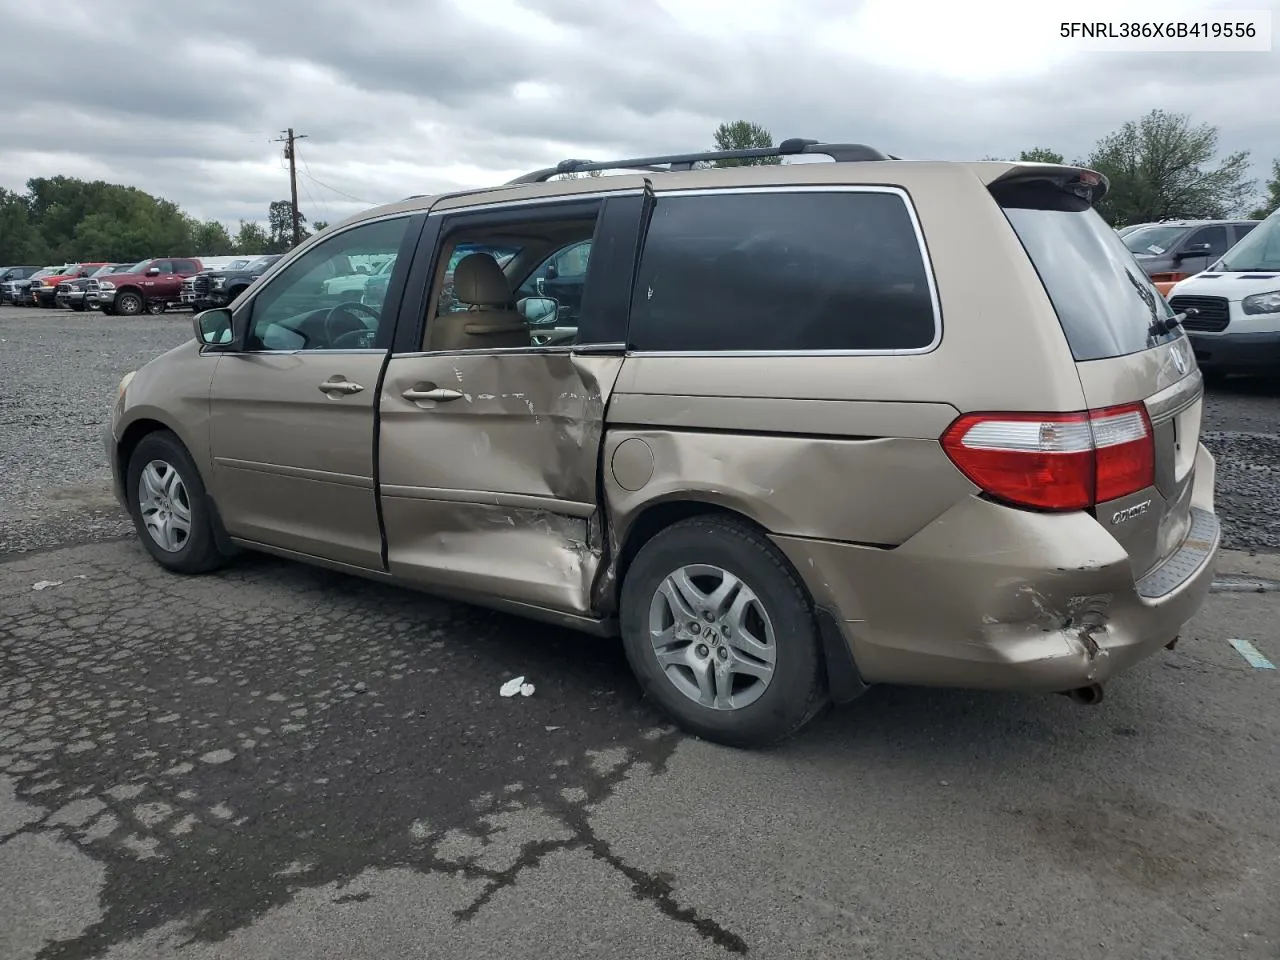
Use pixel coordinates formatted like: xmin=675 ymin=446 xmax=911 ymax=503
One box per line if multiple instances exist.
xmin=319 ymin=377 xmax=364 ymax=395
xmin=403 ymin=386 xmax=463 ymax=403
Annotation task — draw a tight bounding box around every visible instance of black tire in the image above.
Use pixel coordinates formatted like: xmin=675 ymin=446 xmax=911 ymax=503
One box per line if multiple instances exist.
xmin=71 ymin=302 xmax=86 ymax=312
xmin=147 ymin=301 xmax=168 ymax=315
xmin=125 ymin=431 xmax=226 ymax=574
xmin=114 ymin=290 xmax=144 ymax=316
xmin=619 ymin=516 xmax=827 ymax=748
xmin=1200 ymin=369 xmax=1229 ymax=386
xmin=99 ymin=304 xmax=116 ymax=316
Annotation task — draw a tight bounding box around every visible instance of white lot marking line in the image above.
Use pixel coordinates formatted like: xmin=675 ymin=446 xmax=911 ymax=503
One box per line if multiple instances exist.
xmin=1228 ymin=639 xmax=1276 ymax=670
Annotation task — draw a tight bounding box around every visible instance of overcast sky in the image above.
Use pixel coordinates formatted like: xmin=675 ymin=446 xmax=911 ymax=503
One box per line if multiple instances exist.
xmin=0 ymin=0 xmax=1275 ymax=227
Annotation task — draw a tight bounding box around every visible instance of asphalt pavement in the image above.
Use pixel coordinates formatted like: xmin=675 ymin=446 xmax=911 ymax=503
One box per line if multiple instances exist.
xmin=3 ymin=305 xmax=1280 ymax=959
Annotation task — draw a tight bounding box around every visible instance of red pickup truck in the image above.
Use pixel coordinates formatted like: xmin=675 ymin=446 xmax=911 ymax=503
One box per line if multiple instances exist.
xmin=84 ymin=257 xmax=204 ymax=315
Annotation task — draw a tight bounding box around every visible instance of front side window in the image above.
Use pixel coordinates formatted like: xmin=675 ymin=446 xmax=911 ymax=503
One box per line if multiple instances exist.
xmin=1184 ymin=225 xmax=1228 ymax=257
xmin=628 ymin=191 xmax=937 ymax=353
xmin=247 ymin=216 xmax=412 ymax=351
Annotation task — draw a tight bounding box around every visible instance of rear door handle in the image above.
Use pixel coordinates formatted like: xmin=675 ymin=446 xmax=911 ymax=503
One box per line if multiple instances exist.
xmin=319 ymin=377 xmax=364 ymax=395
xmin=403 ymin=387 xmax=464 ymax=403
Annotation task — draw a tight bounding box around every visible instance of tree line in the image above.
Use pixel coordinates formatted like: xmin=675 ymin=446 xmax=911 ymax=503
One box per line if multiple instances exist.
xmin=712 ymin=110 xmax=1279 ymax=225
xmin=4 ymin=109 xmax=1277 ymax=267
xmin=0 ymin=180 xmax=329 ymax=266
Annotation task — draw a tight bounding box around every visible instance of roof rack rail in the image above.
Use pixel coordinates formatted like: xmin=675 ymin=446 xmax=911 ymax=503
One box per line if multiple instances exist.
xmin=507 ymin=138 xmax=894 ymax=185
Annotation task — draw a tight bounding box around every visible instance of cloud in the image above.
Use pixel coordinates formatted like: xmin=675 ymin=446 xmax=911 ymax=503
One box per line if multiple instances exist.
xmin=0 ymin=0 xmax=1275 ymax=226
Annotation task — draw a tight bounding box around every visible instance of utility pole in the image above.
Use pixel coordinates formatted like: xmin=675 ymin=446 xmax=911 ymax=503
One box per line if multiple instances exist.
xmin=273 ymin=128 xmax=308 ymax=247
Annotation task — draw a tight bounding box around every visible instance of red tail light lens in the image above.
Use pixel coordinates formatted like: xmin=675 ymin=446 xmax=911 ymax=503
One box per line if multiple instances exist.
xmin=940 ymin=403 xmax=1154 ymax=511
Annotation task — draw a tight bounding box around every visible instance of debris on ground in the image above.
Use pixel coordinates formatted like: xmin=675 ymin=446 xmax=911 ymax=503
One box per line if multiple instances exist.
xmin=500 ymin=676 xmax=536 ymax=698
xmin=32 ymin=576 xmax=85 ymax=591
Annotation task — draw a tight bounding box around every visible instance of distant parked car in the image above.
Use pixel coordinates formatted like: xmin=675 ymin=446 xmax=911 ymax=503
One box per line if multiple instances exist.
xmin=0 ymin=266 xmax=42 ymax=303
xmin=55 ymin=263 xmax=133 ymax=311
xmin=30 ymin=263 xmax=110 ymax=307
xmin=85 ymin=257 xmax=205 ymax=315
xmin=1123 ymin=219 xmax=1259 ymax=288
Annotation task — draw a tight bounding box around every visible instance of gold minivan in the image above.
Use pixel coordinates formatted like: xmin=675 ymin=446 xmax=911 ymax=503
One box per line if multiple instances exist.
xmin=106 ymin=140 xmax=1219 ymax=746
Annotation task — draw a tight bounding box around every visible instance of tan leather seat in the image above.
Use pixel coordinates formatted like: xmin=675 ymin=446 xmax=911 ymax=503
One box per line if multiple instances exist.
xmin=427 ymin=253 xmax=529 ymax=351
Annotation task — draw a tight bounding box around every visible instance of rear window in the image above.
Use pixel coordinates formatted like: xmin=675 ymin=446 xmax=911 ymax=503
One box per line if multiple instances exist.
xmin=996 ymin=182 xmax=1178 ymax=362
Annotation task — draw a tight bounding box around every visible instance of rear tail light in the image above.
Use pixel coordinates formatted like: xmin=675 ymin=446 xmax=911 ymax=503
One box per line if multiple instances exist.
xmin=940 ymin=403 xmax=1155 ymax=511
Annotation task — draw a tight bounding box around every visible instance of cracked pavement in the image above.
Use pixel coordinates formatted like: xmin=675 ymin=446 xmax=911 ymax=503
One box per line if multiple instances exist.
xmin=3 ymin=306 xmax=1280 ymax=958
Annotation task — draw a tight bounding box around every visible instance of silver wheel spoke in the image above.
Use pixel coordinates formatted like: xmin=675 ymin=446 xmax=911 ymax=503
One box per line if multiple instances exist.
xmin=712 ymin=662 xmax=734 ymax=709
xmin=725 ymin=590 xmax=775 ymax=664
xmin=706 ymin=572 xmax=742 ymax=618
xmin=659 ymin=573 xmax=700 ymax=621
xmin=171 ymin=496 xmax=191 ymax=523
xmin=727 ymin=648 xmax=774 ymax=683
xmin=163 ymin=465 xmax=183 ymax=499
xmin=670 ymin=570 xmax=711 ymax=616
xmin=141 ymin=463 xmax=166 ymax=501
xmin=692 ymin=659 xmax=716 ymax=706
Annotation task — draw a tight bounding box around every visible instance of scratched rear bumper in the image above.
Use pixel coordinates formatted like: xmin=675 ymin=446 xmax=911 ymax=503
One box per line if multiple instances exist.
xmin=774 ymin=449 xmax=1220 ymax=693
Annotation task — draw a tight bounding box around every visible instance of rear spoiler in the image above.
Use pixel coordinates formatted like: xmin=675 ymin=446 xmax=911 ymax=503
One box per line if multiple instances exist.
xmin=977 ymin=162 xmax=1109 ymax=207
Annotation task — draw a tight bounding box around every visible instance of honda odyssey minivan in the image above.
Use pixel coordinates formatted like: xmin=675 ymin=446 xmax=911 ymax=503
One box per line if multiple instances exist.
xmin=105 ymin=139 xmax=1220 ymax=746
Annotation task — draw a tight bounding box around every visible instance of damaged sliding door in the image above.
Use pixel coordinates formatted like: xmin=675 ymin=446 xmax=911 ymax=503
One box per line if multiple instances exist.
xmin=377 ymin=350 xmax=624 ymax=615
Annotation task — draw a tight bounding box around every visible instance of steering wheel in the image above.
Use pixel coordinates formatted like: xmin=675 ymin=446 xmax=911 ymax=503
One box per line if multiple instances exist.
xmin=324 ymin=301 xmax=380 ymax=348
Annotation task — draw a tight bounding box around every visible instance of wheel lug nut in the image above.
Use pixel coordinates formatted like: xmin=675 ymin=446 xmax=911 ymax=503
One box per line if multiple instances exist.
xmin=703 ymin=611 xmax=715 ymax=622
xmin=717 ymin=647 xmax=728 ymax=661
xmin=696 ymin=644 xmax=709 ymax=658
xmin=689 ymin=622 xmax=701 ymax=634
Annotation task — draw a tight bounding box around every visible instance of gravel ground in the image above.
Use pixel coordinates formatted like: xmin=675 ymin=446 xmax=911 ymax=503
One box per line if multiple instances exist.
xmin=2 ymin=305 xmax=1279 ymax=553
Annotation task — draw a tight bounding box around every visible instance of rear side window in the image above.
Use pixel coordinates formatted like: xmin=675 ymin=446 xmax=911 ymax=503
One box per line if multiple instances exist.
xmin=628 ymin=190 xmax=938 ymax=352
xmin=996 ymin=182 xmax=1178 ymax=362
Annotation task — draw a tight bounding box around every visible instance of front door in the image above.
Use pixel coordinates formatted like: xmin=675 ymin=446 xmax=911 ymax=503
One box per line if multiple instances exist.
xmin=207 ymin=214 xmax=420 ymax=569
xmin=378 ymin=194 xmax=640 ymax=615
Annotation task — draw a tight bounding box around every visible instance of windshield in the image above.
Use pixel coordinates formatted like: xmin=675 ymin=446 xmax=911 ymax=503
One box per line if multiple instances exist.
xmin=91 ymin=265 xmax=118 ymax=276
xmin=1216 ymin=212 xmax=1280 ymax=272
xmin=249 ymin=256 xmax=280 ymax=271
xmin=1122 ymin=225 xmax=1187 ymax=256
xmin=29 ymin=269 xmax=54 ymax=279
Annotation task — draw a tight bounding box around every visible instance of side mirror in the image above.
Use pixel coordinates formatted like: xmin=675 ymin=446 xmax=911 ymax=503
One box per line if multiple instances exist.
xmin=1177 ymin=243 xmax=1213 ymax=260
xmin=194 ymin=308 xmax=236 ymax=349
xmin=543 ymin=259 xmax=559 ymax=280
xmin=146 ymin=266 xmax=161 ymax=276
xmin=518 ymin=296 xmax=560 ymax=326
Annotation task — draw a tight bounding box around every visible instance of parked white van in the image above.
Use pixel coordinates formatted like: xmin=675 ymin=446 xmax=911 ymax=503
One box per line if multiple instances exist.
xmin=1167 ymin=209 xmax=1280 ymax=380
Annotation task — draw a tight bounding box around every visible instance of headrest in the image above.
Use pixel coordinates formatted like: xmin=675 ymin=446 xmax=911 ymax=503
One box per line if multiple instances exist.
xmin=452 ymin=253 xmax=512 ymax=307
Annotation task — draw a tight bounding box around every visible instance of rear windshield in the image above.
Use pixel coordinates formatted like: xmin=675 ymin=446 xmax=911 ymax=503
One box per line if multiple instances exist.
xmin=995 ymin=182 xmax=1179 ymax=362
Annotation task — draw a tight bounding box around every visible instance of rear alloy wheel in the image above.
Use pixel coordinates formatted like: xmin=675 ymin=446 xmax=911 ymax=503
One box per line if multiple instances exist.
xmin=114 ymin=291 xmax=144 ymax=316
xmin=147 ymin=301 xmax=167 ymax=315
xmin=620 ymin=516 xmax=827 ymax=747
xmin=126 ymin=431 xmax=225 ymax=574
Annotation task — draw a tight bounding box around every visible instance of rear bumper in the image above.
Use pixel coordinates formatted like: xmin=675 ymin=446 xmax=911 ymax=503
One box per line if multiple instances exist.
xmin=1188 ymin=330 xmax=1280 ymax=373
xmin=774 ymin=445 xmax=1220 ymax=693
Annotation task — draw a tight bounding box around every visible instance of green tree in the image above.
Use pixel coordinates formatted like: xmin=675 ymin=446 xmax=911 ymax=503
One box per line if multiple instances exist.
xmin=189 ymin=219 xmax=234 ymax=256
xmin=1019 ymin=147 xmax=1065 ymax=164
xmin=1086 ymin=109 xmax=1254 ymax=226
xmin=1250 ymin=159 xmax=1280 ymax=219
xmin=312 ymin=220 xmax=330 ymax=232
xmin=711 ymin=120 xmax=780 ymax=167
xmin=266 ymin=200 xmax=308 ymax=253
xmin=0 ymin=188 xmax=46 ymax=264
xmin=232 ymin=220 xmax=271 ymax=255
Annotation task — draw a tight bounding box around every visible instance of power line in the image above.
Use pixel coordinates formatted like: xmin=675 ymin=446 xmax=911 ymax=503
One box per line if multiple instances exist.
xmin=299 ymin=167 xmax=378 ymax=206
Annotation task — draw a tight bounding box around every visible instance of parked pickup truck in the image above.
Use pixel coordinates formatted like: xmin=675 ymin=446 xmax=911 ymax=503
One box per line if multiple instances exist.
xmin=85 ymin=258 xmax=204 ymax=315
xmin=55 ymin=263 xmax=133 ymax=310
xmin=31 ymin=263 xmax=110 ymax=307
xmin=182 ymin=255 xmax=282 ymax=312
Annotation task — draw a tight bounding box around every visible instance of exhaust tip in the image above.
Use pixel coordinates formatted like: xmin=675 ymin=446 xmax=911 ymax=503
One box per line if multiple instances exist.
xmin=1060 ymin=683 xmax=1105 ymax=705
